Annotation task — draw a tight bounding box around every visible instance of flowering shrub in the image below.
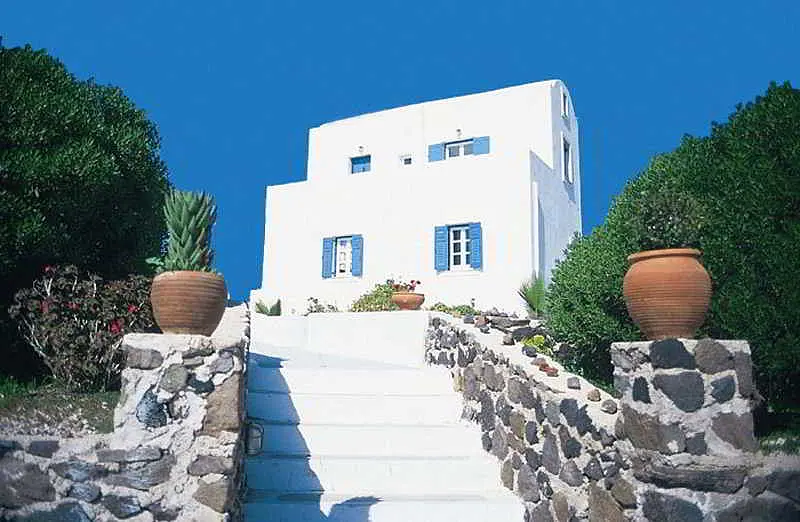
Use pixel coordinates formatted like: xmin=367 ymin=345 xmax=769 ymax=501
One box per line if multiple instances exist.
xmin=8 ymin=265 xmax=157 ymax=392
xmin=350 ymin=282 xmax=399 ymax=312
xmin=305 ymin=297 xmax=339 ymax=315
xmin=429 ymin=302 xmax=480 ymax=317
xmin=388 ymin=278 xmax=421 ymax=293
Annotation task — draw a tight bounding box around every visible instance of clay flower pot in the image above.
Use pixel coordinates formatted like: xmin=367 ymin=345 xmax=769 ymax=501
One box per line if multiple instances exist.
xmin=623 ymin=248 xmax=711 ymax=340
xmin=391 ymin=292 xmax=425 ymax=311
xmin=150 ymin=271 xmax=227 ymax=335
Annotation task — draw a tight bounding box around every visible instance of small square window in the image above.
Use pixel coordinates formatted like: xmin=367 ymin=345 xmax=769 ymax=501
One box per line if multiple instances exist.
xmin=445 ymin=139 xmax=474 ymax=159
xmin=563 ymin=138 xmax=572 ymax=183
xmin=562 ymin=91 xmax=569 ymax=119
xmin=351 ymin=155 xmax=371 ymax=174
xmin=400 ymin=155 xmax=412 ymax=166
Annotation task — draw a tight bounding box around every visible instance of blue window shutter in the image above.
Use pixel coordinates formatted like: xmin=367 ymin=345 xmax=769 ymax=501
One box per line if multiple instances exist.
xmin=322 ymin=238 xmax=334 ymax=278
xmin=473 ymin=136 xmax=490 ymax=155
xmin=351 ymin=235 xmax=363 ymax=277
xmin=435 ymin=226 xmax=449 ymax=271
xmin=428 ymin=143 xmax=444 ymax=162
xmin=469 ymin=222 xmax=483 ymax=269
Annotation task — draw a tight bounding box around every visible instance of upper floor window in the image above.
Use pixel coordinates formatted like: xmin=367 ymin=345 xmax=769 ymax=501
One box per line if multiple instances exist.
xmin=561 ymin=90 xmax=569 ymax=119
xmin=446 ymin=139 xmax=474 ymax=159
xmin=351 ymin=155 xmax=371 ymax=173
xmin=400 ymin=154 xmax=413 ymax=166
xmin=562 ymin=137 xmax=573 ymax=183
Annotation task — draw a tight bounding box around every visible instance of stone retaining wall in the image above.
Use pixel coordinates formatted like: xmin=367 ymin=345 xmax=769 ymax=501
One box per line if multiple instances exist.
xmin=0 ymin=305 xmax=249 ymax=522
xmin=426 ymin=313 xmax=800 ymax=521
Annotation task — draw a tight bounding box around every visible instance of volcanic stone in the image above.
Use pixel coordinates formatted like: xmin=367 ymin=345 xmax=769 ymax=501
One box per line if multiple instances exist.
xmin=589 ymin=483 xmax=625 ymax=522
xmin=479 ymin=393 xmax=495 ymax=432
xmin=559 ymin=460 xmax=583 ymax=486
xmin=182 ymin=341 xmax=214 ymax=359
xmin=105 ymin=454 xmax=175 ymax=490
xmin=491 ymin=428 xmax=509 ymax=459
xmin=559 ymin=427 xmax=582 ymax=458
xmin=766 ymin=468 xmax=800 ymax=503
xmin=746 ymin=475 xmax=768 ymax=496
xmin=148 ymin=502 xmax=180 ymax=521
xmin=711 ymin=375 xmax=735 ymax=403
xmin=511 ymin=452 xmax=523 ymax=470
xmin=530 ymin=499 xmax=554 ymax=522
xmin=209 ymin=352 xmax=234 ymax=374
xmin=524 ymin=448 xmax=541 ymax=470
xmin=566 ymin=376 xmax=581 ymax=389
xmin=712 ymin=412 xmax=758 ymax=451
xmin=68 ymin=482 xmax=101 ymax=503
xmin=0 ymin=440 xmax=20 ymax=458
xmin=15 ymin=503 xmax=91 ymax=522
xmin=0 ymin=458 xmax=55 ymax=508
xmin=542 ymin=432 xmax=561 ymax=475
xmin=650 ymin=339 xmax=696 ymax=369
xmin=653 ymin=372 xmax=704 ymax=412
xmin=481 ymin=432 xmax=492 ymax=452
xmin=642 ymin=491 xmax=703 ymax=522
xmin=507 ymin=378 xmax=523 ymax=403
xmin=102 ymin=494 xmax=142 ymax=519
xmin=501 ymin=459 xmax=514 ymax=490
xmin=195 ymin=477 xmax=232 ymax=513
xmin=559 ymin=399 xmax=578 ymax=425
xmin=611 ymin=478 xmax=636 ymax=508
xmin=537 ymin=470 xmax=553 ymax=498
xmin=601 ymin=399 xmax=618 ymax=414
xmin=483 ymin=364 xmax=505 ymax=391
xmin=694 ymin=339 xmax=734 ymax=373
xmin=584 ymin=457 xmax=603 ymax=480
xmin=734 ymin=351 xmax=755 ymax=397
xmin=509 ymin=411 xmax=526 ymax=439
xmin=27 ymin=440 xmax=59 ymax=458
xmin=574 ymin=405 xmax=594 ymax=436
xmin=545 ymin=400 xmax=561 ymax=426
xmin=685 ymin=433 xmax=708 ymax=455
xmin=587 ymin=388 xmax=601 ymax=401
xmin=632 ymin=377 xmax=651 ymax=403
xmin=716 ymin=495 xmax=800 ymax=522
xmin=126 ymin=348 xmax=164 ymax=370
xmin=512 ymin=326 xmax=536 ymax=342
xmin=634 ymin=462 xmax=746 ymax=493
xmin=135 ymin=387 xmax=168 ymax=427
xmin=51 ymin=460 xmax=107 ymax=482
xmin=187 ymin=455 xmax=234 ymax=476
xmin=622 ymin=405 xmax=685 ymax=454
xmin=203 ymin=374 xmax=242 ymax=435
xmin=516 ymin=464 xmax=540 ymax=502
xmin=188 ymin=375 xmax=215 ymax=394
xmin=525 ymin=421 xmax=539 ymax=445
xmin=97 ymin=446 xmax=162 ymax=463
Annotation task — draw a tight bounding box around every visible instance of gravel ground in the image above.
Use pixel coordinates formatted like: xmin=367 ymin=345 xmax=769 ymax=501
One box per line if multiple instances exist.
xmin=0 ymin=385 xmax=119 ymax=438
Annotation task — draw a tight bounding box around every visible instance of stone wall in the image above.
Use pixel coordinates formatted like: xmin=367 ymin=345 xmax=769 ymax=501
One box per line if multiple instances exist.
xmin=426 ymin=314 xmax=800 ymax=521
xmin=0 ymin=305 xmax=249 ymax=522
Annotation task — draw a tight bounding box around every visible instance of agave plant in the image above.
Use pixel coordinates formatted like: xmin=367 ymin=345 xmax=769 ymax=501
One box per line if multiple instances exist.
xmin=519 ymin=276 xmax=546 ymax=318
xmin=147 ymin=189 xmax=218 ymax=273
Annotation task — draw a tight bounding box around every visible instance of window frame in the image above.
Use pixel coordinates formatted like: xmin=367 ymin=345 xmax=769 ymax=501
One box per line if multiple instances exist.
xmin=332 ymin=236 xmax=353 ymax=277
xmin=448 ymin=225 xmax=472 ymax=271
xmin=444 ymin=139 xmax=475 ymax=160
xmin=562 ymin=135 xmax=573 ymax=183
xmin=350 ymin=155 xmax=371 ymax=174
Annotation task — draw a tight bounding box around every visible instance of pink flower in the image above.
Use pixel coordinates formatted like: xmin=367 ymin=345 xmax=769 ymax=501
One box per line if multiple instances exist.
xmin=109 ymin=319 xmax=123 ymax=335
xmin=43 ymin=265 xmax=54 ymax=273
xmin=127 ymin=304 xmax=139 ymax=313
xmin=67 ymin=302 xmax=79 ymax=311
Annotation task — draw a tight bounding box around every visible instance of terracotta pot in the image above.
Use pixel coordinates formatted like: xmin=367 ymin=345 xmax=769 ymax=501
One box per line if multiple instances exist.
xmin=150 ymin=271 xmax=227 ymax=336
xmin=391 ymin=292 xmax=425 ymax=310
xmin=623 ymin=248 xmax=711 ymax=340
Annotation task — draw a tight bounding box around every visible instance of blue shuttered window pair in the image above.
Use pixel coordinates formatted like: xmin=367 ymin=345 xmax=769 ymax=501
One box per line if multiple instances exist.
xmin=428 ymin=136 xmax=490 ymax=162
xmin=322 ymin=235 xmax=363 ymax=279
xmin=434 ymin=222 xmax=483 ymax=271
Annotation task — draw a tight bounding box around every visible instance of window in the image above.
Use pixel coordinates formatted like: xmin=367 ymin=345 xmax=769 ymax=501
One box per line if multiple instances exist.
xmin=435 ymin=223 xmax=482 ymax=271
xmin=322 ymin=235 xmax=363 ymax=278
xmin=400 ymin=155 xmax=412 ymax=166
xmin=449 ymin=225 xmax=471 ymax=270
xmin=562 ymin=137 xmax=573 ymax=183
xmin=445 ymin=139 xmax=474 ymax=159
xmin=351 ymin=155 xmax=371 ymax=173
xmin=562 ymin=90 xmax=569 ymax=119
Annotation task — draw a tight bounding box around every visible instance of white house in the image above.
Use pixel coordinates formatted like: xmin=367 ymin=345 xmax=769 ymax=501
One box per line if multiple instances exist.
xmin=254 ymin=80 xmax=581 ymax=315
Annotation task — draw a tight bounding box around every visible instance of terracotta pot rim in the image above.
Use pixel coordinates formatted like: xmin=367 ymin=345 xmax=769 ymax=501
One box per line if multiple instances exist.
xmin=627 ymin=248 xmax=701 ymax=264
xmin=154 ymin=270 xmax=224 ymax=280
xmin=392 ymin=291 xmax=424 ymax=296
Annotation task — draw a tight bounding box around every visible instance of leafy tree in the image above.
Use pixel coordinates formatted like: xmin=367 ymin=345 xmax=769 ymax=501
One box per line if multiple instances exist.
xmin=0 ymin=44 xmax=170 ymax=379
xmin=547 ymin=82 xmax=800 ymax=410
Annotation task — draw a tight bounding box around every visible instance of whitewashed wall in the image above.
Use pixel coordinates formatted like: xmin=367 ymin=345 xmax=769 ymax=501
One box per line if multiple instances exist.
xmin=257 ymin=80 xmax=581 ymax=314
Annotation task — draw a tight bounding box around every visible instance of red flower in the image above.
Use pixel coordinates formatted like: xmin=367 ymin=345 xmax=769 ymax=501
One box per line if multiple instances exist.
xmin=43 ymin=265 xmax=54 ymax=273
xmin=67 ymin=302 xmax=79 ymax=311
xmin=40 ymin=300 xmax=50 ymax=314
xmin=127 ymin=304 xmax=139 ymax=313
xmin=109 ymin=319 xmax=123 ymax=335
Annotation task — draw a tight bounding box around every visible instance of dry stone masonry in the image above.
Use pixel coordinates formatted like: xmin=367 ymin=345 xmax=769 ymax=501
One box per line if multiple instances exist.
xmin=0 ymin=305 xmax=249 ymax=522
xmin=426 ymin=314 xmax=800 ymax=521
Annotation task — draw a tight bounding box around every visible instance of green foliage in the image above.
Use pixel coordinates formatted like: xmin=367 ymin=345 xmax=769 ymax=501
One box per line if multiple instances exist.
xmin=428 ymin=302 xmax=480 ymax=317
xmin=8 ymin=265 xmax=157 ymax=392
xmin=350 ymin=282 xmax=399 ymax=312
xmin=547 ymin=82 xmax=800 ymax=410
xmin=306 ymin=297 xmax=339 ymax=314
xmin=0 ymin=44 xmax=169 ymax=380
xmin=518 ymin=276 xmax=546 ymax=317
xmin=255 ymin=299 xmax=281 ymax=316
xmin=147 ymin=189 xmax=217 ymax=273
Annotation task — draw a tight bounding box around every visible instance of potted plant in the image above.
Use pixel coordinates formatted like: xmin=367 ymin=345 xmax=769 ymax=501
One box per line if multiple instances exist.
xmin=389 ymin=278 xmax=424 ymax=310
xmin=622 ymin=187 xmax=711 ymax=340
xmin=146 ymin=189 xmax=227 ymax=335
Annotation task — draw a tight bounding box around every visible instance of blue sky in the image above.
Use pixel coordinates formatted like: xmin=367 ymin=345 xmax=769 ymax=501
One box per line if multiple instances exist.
xmin=2 ymin=1 xmax=798 ymax=300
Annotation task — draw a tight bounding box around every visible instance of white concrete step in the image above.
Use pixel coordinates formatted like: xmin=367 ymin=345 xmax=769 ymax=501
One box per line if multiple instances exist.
xmin=245 ymin=455 xmax=509 ymax=496
xmin=244 ymin=493 xmax=525 ymax=522
xmin=248 ymin=365 xmax=455 ymax=395
xmin=246 ymin=391 xmax=463 ymax=426
xmin=257 ymin=421 xmax=485 ymax=458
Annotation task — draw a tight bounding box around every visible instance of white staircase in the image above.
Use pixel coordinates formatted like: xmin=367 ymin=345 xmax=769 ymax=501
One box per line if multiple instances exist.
xmin=244 ymin=313 xmax=524 ymax=522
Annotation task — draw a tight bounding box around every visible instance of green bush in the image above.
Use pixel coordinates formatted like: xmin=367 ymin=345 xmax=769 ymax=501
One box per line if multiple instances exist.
xmin=305 ymin=297 xmax=339 ymax=314
xmin=547 ymin=82 xmax=800 ymax=409
xmin=255 ymin=299 xmax=281 ymax=316
xmin=428 ymin=302 xmax=480 ymax=317
xmin=350 ymin=282 xmax=398 ymax=312
xmin=518 ymin=276 xmax=546 ymax=317
xmin=0 ymin=44 xmax=170 ymax=380
xmin=8 ymin=265 xmax=157 ymax=392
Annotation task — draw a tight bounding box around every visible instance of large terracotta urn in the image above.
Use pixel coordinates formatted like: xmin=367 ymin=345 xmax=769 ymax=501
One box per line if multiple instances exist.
xmin=391 ymin=292 xmax=425 ymax=311
xmin=623 ymin=248 xmax=711 ymax=340
xmin=150 ymin=271 xmax=227 ymax=335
